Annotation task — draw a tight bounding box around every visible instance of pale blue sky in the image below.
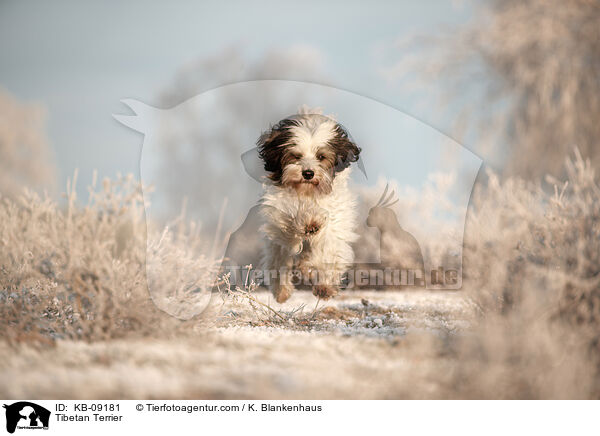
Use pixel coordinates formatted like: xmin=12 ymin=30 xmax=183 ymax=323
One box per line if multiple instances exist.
xmin=0 ymin=0 xmax=477 ymax=197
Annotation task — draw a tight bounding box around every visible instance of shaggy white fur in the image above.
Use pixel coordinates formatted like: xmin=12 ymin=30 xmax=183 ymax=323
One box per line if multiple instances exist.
xmin=259 ymin=167 xmax=359 ymax=302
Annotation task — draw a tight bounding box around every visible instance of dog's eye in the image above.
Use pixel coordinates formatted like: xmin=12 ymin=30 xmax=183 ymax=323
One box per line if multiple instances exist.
xmin=291 ymin=153 xmax=302 ymax=160
xmin=317 ymin=154 xmax=326 ymax=161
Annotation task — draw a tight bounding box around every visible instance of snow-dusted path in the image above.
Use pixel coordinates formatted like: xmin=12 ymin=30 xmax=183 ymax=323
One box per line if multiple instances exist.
xmin=0 ymin=290 xmax=477 ymax=399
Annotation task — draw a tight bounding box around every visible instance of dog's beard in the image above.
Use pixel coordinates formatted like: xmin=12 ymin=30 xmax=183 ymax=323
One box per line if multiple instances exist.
xmin=281 ymin=165 xmax=333 ymax=196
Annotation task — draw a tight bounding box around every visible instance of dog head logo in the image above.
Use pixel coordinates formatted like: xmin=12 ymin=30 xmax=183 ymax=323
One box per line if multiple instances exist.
xmin=3 ymin=402 xmax=50 ymax=434
xmin=115 ymin=80 xmax=481 ymax=318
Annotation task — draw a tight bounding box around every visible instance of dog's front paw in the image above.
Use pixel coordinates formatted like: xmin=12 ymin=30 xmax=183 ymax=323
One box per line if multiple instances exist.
xmin=312 ymin=284 xmax=339 ymax=300
xmin=273 ymin=283 xmax=294 ymax=303
xmin=304 ymin=211 xmax=327 ymax=237
xmin=304 ymin=219 xmax=321 ymax=236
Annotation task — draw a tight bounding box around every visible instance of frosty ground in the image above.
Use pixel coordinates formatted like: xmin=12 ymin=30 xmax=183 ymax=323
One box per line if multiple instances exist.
xmin=0 ymin=289 xmax=477 ymax=399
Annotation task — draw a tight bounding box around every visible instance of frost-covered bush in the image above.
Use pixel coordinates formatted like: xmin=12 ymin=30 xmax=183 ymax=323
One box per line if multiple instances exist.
xmin=453 ymin=149 xmax=600 ymax=398
xmin=0 ymin=172 xmax=209 ymax=343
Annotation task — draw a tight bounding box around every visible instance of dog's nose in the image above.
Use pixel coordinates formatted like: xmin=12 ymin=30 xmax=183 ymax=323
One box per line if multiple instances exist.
xmin=302 ymin=169 xmax=314 ymax=180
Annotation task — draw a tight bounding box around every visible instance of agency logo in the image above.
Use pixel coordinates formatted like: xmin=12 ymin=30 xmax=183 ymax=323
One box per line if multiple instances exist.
xmin=3 ymin=402 xmax=50 ymax=434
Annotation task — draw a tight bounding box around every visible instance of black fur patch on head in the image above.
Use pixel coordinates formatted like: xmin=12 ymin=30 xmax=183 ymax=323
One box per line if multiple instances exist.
xmin=330 ymin=123 xmax=361 ymax=173
xmin=257 ymin=118 xmax=300 ymax=182
xmin=257 ymin=115 xmax=361 ymax=183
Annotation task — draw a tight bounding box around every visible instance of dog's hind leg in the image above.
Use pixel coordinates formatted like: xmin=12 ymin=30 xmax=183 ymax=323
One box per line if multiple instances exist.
xmin=263 ymin=241 xmax=296 ymax=303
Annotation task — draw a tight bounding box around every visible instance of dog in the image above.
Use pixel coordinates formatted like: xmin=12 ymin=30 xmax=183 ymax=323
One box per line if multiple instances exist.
xmin=257 ymin=112 xmax=361 ymax=303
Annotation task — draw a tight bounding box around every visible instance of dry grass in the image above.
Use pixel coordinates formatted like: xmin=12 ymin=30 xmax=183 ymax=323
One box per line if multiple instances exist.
xmin=453 ymin=149 xmax=600 ymax=398
xmin=0 ymin=171 xmax=195 ymax=345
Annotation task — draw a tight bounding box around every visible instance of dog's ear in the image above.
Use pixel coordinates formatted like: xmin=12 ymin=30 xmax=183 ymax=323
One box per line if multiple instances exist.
xmin=331 ymin=124 xmax=361 ymax=173
xmin=257 ymin=120 xmax=295 ymax=181
xmin=257 ymin=128 xmax=283 ymax=174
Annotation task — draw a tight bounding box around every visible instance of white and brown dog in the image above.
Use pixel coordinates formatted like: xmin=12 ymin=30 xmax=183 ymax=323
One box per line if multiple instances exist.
xmin=258 ymin=113 xmax=361 ymax=303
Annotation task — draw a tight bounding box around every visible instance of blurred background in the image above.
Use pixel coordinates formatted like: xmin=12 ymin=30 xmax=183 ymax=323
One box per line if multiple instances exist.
xmin=2 ymin=0 xmax=598 ymax=198
xmin=0 ymin=0 xmax=473 ymax=199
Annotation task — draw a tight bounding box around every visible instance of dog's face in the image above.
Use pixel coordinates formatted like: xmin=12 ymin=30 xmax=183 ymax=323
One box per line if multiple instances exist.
xmin=257 ymin=114 xmax=361 ymax=196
